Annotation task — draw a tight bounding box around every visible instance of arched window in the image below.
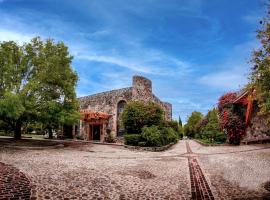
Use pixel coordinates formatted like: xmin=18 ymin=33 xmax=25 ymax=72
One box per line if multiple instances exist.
xmin=117 ymin=100 xmax=126 ymax=136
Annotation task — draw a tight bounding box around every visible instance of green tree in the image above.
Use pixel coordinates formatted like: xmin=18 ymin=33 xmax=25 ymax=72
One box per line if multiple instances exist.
xmin=121 ymin=101 xmax=164 ymax=134
xmin=200 ymin=108 xmax=226 ymax=142
xmin=249 ymin=8 xmax=270 ymax=123
xmin=0 ymin=37 xmax=79 ymax=139
xmin=178 ymin=115 xmax=182 ymax=127
xmin=184 ymin=111 xmax=203 ymax=138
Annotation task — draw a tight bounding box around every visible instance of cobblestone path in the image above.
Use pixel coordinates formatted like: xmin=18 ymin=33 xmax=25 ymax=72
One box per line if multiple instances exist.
xmin=0 ymin=162 xmax=33 ymax=200
xmin=0 ymin=139 xmax=270 ymax=199
xmin=186 ymin=141 xmax=215 ymax=200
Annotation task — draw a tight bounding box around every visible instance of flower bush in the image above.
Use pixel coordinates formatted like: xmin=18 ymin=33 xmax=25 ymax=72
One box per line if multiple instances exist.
xmin=218 ymin=92 xmax=245 ymax=145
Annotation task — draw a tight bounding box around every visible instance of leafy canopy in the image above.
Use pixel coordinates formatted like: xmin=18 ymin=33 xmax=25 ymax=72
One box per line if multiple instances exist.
xmin=0 ymin=37 xmax=79 ymax=139
xmin=184 ymin=111 xmax=203 ymax=138
xmin=249 ymin=8 xmax=270 ymax=123
xmin=121 ymin=101 xmax=164 ymax=134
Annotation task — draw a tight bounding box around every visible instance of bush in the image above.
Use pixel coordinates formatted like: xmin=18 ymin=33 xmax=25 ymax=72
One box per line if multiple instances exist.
xmin=160 ymin=127 xmax=178 ymax=144
xmin=141 ymin=125 xmax=178 ymax=147
xmin=138 ymin=141 xmax=146 ymax=147
xmin=218 ymin=93 xmax=246 ymax=145
xmin=215 ymin=131 xmax=227 ymax=143
xmin=141 ymin=126 xmax=163 ymax=147
xmin=124 ymin=134 xmax=141 ymax=146
xmin=166 ymin=120 xmax=179 ymax=132
xmin=121 ymin=101 xmax=164 ymax=134
xmin=105 ymin=130 xmax=115 ymax=143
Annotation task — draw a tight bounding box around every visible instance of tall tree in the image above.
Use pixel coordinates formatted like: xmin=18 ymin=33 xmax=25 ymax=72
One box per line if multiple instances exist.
xmin=178 ymin=115 xmax=182 ymax=127
xmin=184 ymin=111 xmax=203 ymax=138
xmin=250 ymin=6 xmax=270 ymax=123
xmin=0 ymin=37 xmax=79 ymax=139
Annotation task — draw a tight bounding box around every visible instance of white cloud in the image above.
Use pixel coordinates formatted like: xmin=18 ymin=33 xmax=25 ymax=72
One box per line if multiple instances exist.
xmin=0 ymin=29 xmax=33 ymax=44
xmin=77 ymin=54 xmax=152 ymax=74
xmin=199 ymin=68 xmax=248 ymax=91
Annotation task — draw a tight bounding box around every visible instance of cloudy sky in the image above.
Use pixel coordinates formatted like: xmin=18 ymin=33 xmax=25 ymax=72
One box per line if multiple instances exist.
xmin=0 ymin=0 xmax=266 ymax=122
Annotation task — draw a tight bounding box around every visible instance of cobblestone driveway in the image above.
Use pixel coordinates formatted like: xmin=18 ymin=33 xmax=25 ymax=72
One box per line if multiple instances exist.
xmin=0 ymin=139 xmax=270 ymax=199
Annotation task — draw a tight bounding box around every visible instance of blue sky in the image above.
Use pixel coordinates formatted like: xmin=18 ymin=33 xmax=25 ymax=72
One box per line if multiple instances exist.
xmin=0 ymin=0 xmax=266 ymax=122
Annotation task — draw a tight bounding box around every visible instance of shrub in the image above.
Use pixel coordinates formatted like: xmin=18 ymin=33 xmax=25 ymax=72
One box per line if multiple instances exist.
xmin=124 ymin=134 xmax=141 ymax=146
xmin=160 ymin=127 xmax=178 ymax=144
xmin=218 ymin=93 xmax=246 ymax=145
xmin=138 ymin=141 xmax=146 ymax=147
xmin=160 ymin=120 xmax=182 ymax=139
xmin=105 ymin=130 xmax=115 ymax=143
xmin=141 ymin=126 xmax=163 ymax=147
xmin=215 ymin=131 xmax=227 ymax=143
xmin=217 ymin=92 xmax=237 ymax=112
xmin=121 ymin=101 xmax=164 ymax=134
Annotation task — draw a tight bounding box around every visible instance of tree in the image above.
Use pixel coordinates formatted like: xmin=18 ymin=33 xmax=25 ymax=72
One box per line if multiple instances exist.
xmin=178 ymin=115 xmax=182 ymax=127
xmin=184 ymin=111 xmax=203 ymax=138
xmin=0 ymin=37 xmax=79 ymax=139
xmin=121 ymin=101 xmax=164 ymax=134
xmin=249 ymin=7 xmax=270 ymax=123
xmin=198 ymin=108 xmax=226 ymax=142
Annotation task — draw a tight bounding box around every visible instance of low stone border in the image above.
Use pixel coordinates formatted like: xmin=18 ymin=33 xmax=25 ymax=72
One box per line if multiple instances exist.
xmin=124 ymin=142 xmax=176 ymax=152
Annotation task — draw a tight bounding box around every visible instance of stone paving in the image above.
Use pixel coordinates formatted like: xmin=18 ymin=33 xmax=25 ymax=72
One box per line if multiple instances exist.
xmin=0 ymin=162 xmax=33 ymax=200
xmin=0 ymin=139 xmax=270 ymax=199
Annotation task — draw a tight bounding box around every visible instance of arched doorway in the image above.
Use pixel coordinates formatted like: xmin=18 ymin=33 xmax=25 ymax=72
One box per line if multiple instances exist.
xmin=117 ymin=100 xmax=126 ymax=136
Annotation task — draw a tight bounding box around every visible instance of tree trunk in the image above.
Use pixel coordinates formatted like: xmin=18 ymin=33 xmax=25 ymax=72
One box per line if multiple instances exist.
xmin=14 ymin=121 xmax=22 ymax=140
xmin=48 ymin=127 xmax=53 ymax=139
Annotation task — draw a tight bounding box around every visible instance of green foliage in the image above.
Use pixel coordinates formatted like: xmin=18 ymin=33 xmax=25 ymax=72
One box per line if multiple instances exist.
xmin=0 ymin=93 xmax=25 ymax=121
xmin=124 ymin=134 xmax=141 ymax=146
xmin=160 ymin=126 xmax=178 ymax=144
xmin=196 ymin=108 xmax=227 ymax=143
xmin=141 ymin=125 xmax=178 ymax=147
xmin=0 ymin=37 xmax=79 ymax=139
xmin=249 ymin=10 xmax=270 ymax=123
xmin=164 ymin=120 xmax=183 ymax=139
xmin=141 ymin=126 xmax=163 ymax=147
xmin=121 ymin=101 xmax=180 ymax=147
xmin=121 ymin=101 xmax=164 ymax=134
xmin=138 ymin=141 xmax=147 ymax=147
xmin=178 ymin=116 xmax=182 ymax=127
xmin=184 ymin=111 xmax=203 ymax=138
xmin=105 ymin=130 xmax=115 ymax=143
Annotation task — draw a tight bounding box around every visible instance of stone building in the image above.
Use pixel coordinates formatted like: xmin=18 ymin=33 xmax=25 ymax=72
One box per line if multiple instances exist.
xmin=77 ymin=76 xmax=172 ymax=142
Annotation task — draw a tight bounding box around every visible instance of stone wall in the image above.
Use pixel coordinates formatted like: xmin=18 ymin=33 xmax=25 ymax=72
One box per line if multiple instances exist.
xmin=132 ymin=76 xmax=172 ymax=121
xmin=78 ymin=75 xmax=172 ymax=139
xmin=243 ymin=105 xmax=270 ymax=142
xmin=78 ymin=87 xmax=133 ymax=136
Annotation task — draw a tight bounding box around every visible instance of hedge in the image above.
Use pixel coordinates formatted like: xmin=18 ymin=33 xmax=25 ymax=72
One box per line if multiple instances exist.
xmin=124 ymin=134 xmax=141 ymax=146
